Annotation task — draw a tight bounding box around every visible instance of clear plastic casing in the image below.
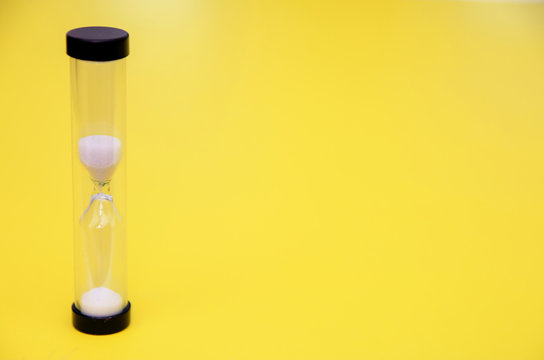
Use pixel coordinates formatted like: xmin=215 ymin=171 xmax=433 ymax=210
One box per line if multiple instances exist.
xmin=70 ymin=57 xmax=127 ymax=317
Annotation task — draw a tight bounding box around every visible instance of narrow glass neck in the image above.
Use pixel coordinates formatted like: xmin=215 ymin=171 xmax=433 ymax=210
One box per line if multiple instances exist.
xmin=81 ymin=180 xmax=115 ymax=220
xmin=93 ymin=180 xmax=112 ymax=195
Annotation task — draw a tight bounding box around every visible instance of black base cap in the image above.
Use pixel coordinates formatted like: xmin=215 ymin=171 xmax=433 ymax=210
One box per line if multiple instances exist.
xmin=72 ymin=302 xmax=131 ymax=335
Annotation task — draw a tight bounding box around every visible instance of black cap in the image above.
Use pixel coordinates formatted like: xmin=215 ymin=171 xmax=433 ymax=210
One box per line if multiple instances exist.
xmin=72 ymin=302 xmax=131 ymax=335
xmin=67 ymin=26 xmax=129 ymax=61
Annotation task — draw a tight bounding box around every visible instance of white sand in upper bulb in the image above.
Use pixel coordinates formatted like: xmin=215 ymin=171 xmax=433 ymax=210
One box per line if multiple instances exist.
xmin=80 ymin=286 xmax=124 ymax=317
xmin=78 ymin=135 xmax=122 ymax=182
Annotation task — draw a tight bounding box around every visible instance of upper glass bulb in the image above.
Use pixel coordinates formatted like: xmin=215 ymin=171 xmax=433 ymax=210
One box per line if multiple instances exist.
xmin=79 ymin=135 xmax=122 ymax=182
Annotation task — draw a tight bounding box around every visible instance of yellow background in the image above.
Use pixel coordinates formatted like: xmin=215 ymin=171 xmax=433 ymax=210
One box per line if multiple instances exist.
xmin=1 ymin=0 xmax=544 ymax=359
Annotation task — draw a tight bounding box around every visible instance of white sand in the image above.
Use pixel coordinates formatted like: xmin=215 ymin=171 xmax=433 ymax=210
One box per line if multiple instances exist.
xmin=78 ymin=135 xmax=122 ymax=182
xmin=80 ymin=286 xmax=124 ymax=317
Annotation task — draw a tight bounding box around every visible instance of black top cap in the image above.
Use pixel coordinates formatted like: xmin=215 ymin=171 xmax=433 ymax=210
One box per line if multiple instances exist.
xmin=67 ymin=26 xmax=129 ymax=61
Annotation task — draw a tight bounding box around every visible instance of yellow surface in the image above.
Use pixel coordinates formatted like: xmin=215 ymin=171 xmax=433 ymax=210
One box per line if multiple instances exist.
xmin=1 ymin=0 xmax=544 ymax=359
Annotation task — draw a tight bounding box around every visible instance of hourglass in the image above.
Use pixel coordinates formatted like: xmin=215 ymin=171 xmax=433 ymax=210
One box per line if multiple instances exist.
xmin=67 ymin=26 xmax=130 ymax=335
